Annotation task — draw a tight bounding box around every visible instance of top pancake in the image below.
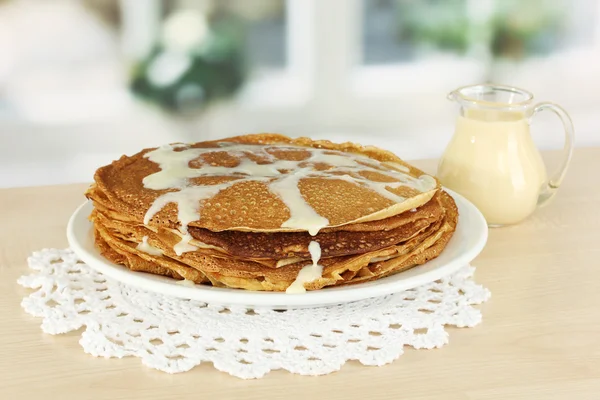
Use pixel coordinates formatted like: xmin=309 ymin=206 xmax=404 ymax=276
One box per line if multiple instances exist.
xmin=90 ymin=134 xmax=440 ymax=233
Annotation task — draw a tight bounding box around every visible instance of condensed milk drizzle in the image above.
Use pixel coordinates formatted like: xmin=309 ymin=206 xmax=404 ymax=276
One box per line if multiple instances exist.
xmin=140 ymin=142 xmax=437 ymax=284
xmin=136 ymin=236 xmax=163 ymax=256
xmin=268 ymin=168 xmax=329 ymax=236
xmin=286 ymin=241 xmax=324 ymax=294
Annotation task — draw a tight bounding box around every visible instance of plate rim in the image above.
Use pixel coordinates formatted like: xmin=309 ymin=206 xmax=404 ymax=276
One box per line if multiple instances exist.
xmin=66 ymin=189 xmax=488 ymax=308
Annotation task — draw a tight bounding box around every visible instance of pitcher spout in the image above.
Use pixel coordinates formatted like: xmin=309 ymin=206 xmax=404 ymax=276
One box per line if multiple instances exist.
xmin=447 ymin=90 xmax=458 ymax=102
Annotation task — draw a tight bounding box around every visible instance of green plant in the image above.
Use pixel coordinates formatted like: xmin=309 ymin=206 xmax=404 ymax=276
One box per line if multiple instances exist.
xmin=130 ymin=9 xmax=246 ymax=115
xmin=490 ymin=0 xmax=564 ymax=59
xmin=391 ymin=0 xmax=567 ymax=60
xmin=394 ymin=0 xmax=470 ymax=54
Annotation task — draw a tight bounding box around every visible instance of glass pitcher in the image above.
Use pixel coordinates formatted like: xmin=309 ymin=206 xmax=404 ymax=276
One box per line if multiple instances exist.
xmin=437 ymin=84 xmax=574 ymax=227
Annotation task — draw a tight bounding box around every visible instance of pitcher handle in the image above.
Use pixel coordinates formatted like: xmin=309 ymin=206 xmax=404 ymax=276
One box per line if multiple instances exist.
xmin=533 ymin=102 xmax=575 ymax=206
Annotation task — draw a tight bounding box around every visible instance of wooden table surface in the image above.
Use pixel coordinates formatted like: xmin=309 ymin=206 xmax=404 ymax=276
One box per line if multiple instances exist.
xmin=1 ymin=148 xmax=599 ymax=400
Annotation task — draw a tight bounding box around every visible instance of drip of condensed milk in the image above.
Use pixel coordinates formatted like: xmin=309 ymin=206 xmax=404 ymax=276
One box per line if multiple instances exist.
xmin=286 ymin=241 xmax=324 ymax=294
xmin=173 ymin=232 xmax=198 ymax=256
xmin=144 ymin=183 xmax=240 ymax=255
xmin=136 ymin=236 xmax=163 ymax=256
xmin=268 ymin=168 xmax=330 ymax=236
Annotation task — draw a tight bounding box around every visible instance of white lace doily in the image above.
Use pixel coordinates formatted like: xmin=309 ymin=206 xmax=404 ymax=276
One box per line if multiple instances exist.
xmin=18 ymin=249 xmax=490 ymax=379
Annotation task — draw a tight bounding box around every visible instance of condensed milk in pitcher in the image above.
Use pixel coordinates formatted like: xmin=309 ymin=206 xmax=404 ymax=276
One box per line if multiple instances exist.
xmin=438 ymin=84 xmax=574 ymax=226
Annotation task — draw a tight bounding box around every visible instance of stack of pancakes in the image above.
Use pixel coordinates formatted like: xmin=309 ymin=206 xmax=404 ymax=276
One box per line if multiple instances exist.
xmin=86 ymin=134 xmax=458 ymax=292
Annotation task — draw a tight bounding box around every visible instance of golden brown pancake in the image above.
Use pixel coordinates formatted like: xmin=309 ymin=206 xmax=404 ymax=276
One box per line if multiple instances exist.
xmin=90 ymin=134 xmax=440 ymax=232
xmin=85 ymin=133 xmax=458 ymax=292
xmin=92 ymin=191 xmax=457 ymax=291
xmin=91 ymin=191 xmax=444 ymax=261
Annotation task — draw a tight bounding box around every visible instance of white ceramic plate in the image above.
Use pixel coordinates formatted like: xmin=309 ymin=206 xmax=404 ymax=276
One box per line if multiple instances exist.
xmin=67 ymin=189 xmax=487 ymax=309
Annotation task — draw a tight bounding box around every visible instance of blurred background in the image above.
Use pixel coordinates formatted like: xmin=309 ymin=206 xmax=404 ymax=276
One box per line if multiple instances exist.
xmin=1 ymin=0 xmax=599 ymax=187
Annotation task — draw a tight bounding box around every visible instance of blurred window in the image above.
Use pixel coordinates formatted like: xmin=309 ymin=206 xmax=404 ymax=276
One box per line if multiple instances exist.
xmin=362 ymin=0 xmax=599 ymax=64
xmin=162 ymin=0 xmax=286 ymax=70
xmin=363 ymin=0 xmax=468 ymax=64
xmin=2 ymin=0 xmax=600 ymax=188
